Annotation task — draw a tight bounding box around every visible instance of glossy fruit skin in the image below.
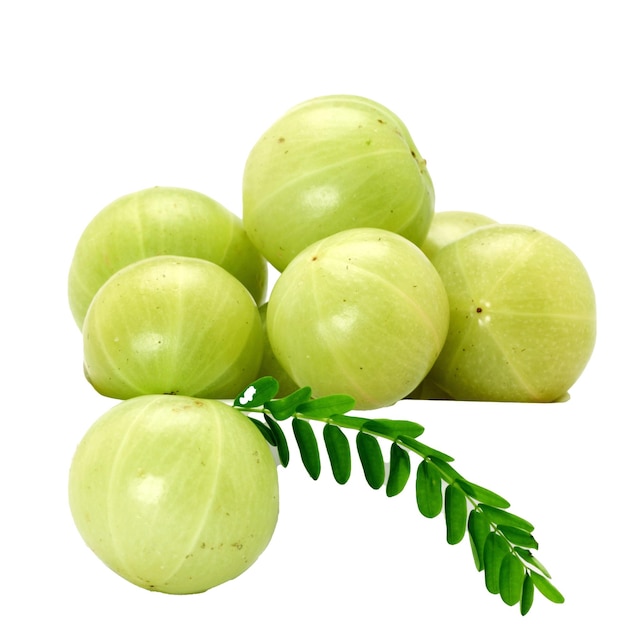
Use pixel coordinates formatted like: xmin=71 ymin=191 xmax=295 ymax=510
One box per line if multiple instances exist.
xmin=243 ymin=94 xmax=434 ymax=271
xmin=267 ymin=228 xmax=450 ymax=409
xmin=68 ymin=395 xmax=279 ymax=594
xmin=429 ymin=224 xmax=596 ymax=402
xmin=68 ymin=186 xmax=268 ymax=328
xmin=83 ymin=255 xmax=263 ymax=400
xmin=420 ymin=210 xmax=497 ymax=259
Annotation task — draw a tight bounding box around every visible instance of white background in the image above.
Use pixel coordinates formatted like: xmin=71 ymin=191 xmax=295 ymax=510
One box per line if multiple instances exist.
xmin=1 ymin=1 xmax=623 ymax=623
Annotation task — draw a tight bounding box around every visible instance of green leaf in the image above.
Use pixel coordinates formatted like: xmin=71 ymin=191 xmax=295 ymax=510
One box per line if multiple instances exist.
xmin=428 ymin=457 xmax=464 ymax=482
xmin=444 ymin=483 xmax=467 ymax=545
xmin=292 ymin=418 xmax=321 ymax=480
xmin=365 ymin=419 xmax=425 ymax=440
xmin=297 ymin=394 xmax=356 ymax=418
xmin=264 ymin=416 xmax=289 ymax=467
xmin=356 ymin=432 xmax=385 ymax=489
xmin=323 ymin=424 xmax=351 ymax=484
xmin=468 ymin=509 xmax=491 ymax=571
xmin=386 ymin=443 xmax=411 ymax=497
xmin=248 ymin=417 xmax=277 ymax=446
xmin=457 ymin=480 xmax=510 ymax=509
xmin=397 ymin=436 xmax=455 ymax=462
xmin=478 ymin=504 xmax=534 ymax=533
xmin=499 ymin=552 xmax=525 ymax=606
xmin=521 ymin=573 xmax=535 ymax=615
xmin=498 ymin=525 xmax=539 ymax=549
xmin=416 ymin=460 xmax=443 ymax=518
xmin=327 ymin=414 xmax=369 ymax=431
xmin=514 ymin=547 xmax=551 ymax=579
xmin=233 ymin=376 xmax=279 ymax=408
xmin=483 ymin=531 xmax=510 ymax=594
xmin=266 ymin=386 xmax=312 ymax=420
xmin=529 ymin=571 xmax=565 ymax=604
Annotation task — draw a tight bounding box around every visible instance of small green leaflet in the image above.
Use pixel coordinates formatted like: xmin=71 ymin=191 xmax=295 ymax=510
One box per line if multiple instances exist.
xmin=468 ymin=509 xmax=491 ymax=571
xmin=364 ymin=419 xmax=425 ymax=439
xmin=416 ymin=459 xmax=443 ymax=518
xmin=498 ymin=525 xmax=539 ymax=550
xmin=386 ymin=443 xmax=410 ymax=497
xmin=231 ymin=377 xmax=563 ymax=616
xmin=457 ymin=479 xmax=511 ymax=509
xmin=292 ymin=418 xmax=321 ymax=480
xmin=323 ymin=424 xmax=351 ymax=484
xmin=356 ymin=432 xmax=385 ymax=489
xmin=249 ymin=417 xmax=277 ymax=447
xmin=428 ymin=456 xmax=464 ymax=482
xmin=267 ymin=386 xmax=312 ymax=421
xmin=326 ymin=413 xmax=369 ymax=430
xmin=484 ymin=531 xmax=510 ymax=594
xmin=264 ymin=415 xmax=289 ymax=467
xmin=521 ymin=573 xmax=535 ymax=615
xmin=444 ymin=483 xmax=467 ymax=545
xmin=297 ymin=394 xmax=356 ymax=418
xmin=233 ymin=376 xmax=279 ymax=408
xmin=529 ymin=571 xmax=565 ymax=604
xmin=499 ymin=552 xmax=525 ymax=606
xmin=514 ymin=547 xmax=551 ymax=579
xmin=397 ymin=435 xmax=454 ymax=462
xmin=478 ymin=504 xmax=534 ymax=533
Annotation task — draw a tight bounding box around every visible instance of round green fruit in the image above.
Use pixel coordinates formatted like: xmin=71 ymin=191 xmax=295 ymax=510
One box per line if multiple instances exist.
xmin=429 ymin=224 xmax=596 ymax=402
xmin=83 ymin=255 xmax=263 ymax=399
xmin=257 ymin=303 xmax=299 ymax=398
xmin=420 ymin=210 xmax=497 ymax=259
xmin=68 ymin=186 xmax=268 ymax=328
xmin=243 ymin=94 xmax=434 ymax=271
xmin=266 ymin=228 xmax=450 ymax=409
xmin=68 ymin=395 xmax=279 ymax=594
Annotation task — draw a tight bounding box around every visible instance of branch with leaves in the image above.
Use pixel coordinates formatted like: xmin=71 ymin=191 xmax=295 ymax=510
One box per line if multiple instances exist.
xmin=233 ymin=376 xmax=565 ymax=616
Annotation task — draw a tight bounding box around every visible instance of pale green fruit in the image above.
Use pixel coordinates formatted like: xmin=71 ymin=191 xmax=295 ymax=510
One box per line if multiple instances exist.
xmin=68 ymin=186 xmax=268 ymax=328
xmin=243 ymin=94 xmax=434 ymax=271
xmin=417 ymin=210 xmax=498 ymax=397
xmin=429 ymin=224 xmax=596 ymax=402
xmin=421 ymin=210 xmax=497 ymax=259
xmin=257 ymin=303 xmax=299 ymax=397
xmin=68 ymin=395 xmax=279 ymax=594
xmin=83 ymin=255 xmax=263 ymax=399
xmin=267 ymin=228 xmax=450 ymax=409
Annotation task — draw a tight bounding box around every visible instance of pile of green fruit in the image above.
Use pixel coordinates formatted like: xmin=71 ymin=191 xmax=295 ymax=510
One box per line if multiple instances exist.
xmin=67 ymin=94 xmax=595 ymax=613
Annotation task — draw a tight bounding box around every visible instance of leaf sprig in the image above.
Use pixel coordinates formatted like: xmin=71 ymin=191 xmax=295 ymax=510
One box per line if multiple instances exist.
xmin=233 ymin=376 xmax=565 ymax=616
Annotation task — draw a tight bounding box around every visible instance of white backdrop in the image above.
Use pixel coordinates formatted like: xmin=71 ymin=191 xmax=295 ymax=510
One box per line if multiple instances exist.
xmin=1 ymin=1 xmax=623 ymax=624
